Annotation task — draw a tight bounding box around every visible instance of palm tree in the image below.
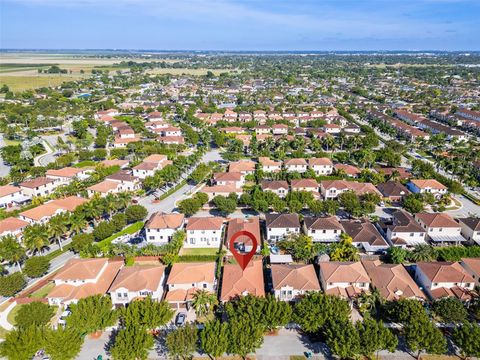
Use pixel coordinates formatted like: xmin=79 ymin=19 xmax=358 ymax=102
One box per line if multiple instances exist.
xmin=0 ymin=235 xmax=26 ymax=272
xmin=22 ymin=224 xmax=50 ymax=255
xmin=103 ymin=193 xmax=117 ymax=217
xmin=47 ymin=213 xmax=69 ymax=251
xmin=82 ymin=200 xmax=102 ymax=224
xmin=322 ymin=135 xmax=335 ymax=152
xmin=409 ymin=244 xmax=437 ymax=262
xmin=69 ymin=214 xmax=87 ymax=235
xmin=191 ymin=289 xmax=218 ymax=317
xmin=115 ymin=192 xmax=132 ymax=210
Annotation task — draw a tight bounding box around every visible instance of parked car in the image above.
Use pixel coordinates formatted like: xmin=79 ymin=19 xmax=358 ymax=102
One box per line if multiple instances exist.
xmin=175 ymin=312 xmax=186 ymax=326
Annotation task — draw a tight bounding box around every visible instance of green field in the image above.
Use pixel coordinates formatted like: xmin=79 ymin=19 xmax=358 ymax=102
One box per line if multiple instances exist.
xmin=29 ymin=283 xmax=55 ymax=298
xmin=180 ymin=248 xmax=220 ymax=256
xmin=0 ymin=75 xmax=82 ymax=92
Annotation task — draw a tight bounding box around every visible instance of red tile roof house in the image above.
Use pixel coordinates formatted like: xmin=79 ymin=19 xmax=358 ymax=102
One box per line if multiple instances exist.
xmin=318 ymin=261 xmax=370 ymax=299
xmin=414 ymin=262 xmax=476 ymax=301
xmin=19 ymin=196 xmax=87 ymax=224
xmin=201 ymin=184 xmax=243 ymax=201
xmin=185 ymin=217 xmax=225 ymax=249
xmin=157 ymin=136 xmax=185 ymax=145
xmin=284 ymin=158 xmax=308 ymax=173
xmin=47 ymin=258 xmax=123 ymax=306
xmin=333 ymin=164 xmax=361 ymax=178
xmin=376 ymin=181 xmax=410 ymax=204
xmin=304 ymin=216 xmax=344 ymax=243
xmin=261 ymin=180 xmax=289 ymax=198
xmin=45 ymin=167 xmax=92 ymax=185
xmin=0 ymin=185 xmax=28 ymax=209
xmin=320 ymin=180 xmax=381 ymax=200
xmin=0 ymin=217 xmax=29 ymax=239
xmin=308 ymin=157 xmax=333 ymax=176
xmin=145 ymin=212 xmax=185 ymax=245
xmin=460 ymin=258 xmax=480 ymax=287
xmin=108 ymin=265 xmax=166 ymax=307
xmin=258 ymin=157 xmax=282 ymax=173
xmin=19 ymin=177 xmax=60 ymax=198
xmin=220 ymin=259 xmax=265 ymax=302
xmin=265 ymin=213 xmax=301 ymax=243
xmin=255 ymin=125 xmax=271 ymax=135
xmin=272 ymin=124 xmax=289 ymax=135
xmin=213 ymin=172 xmax=245 ymax=188
xmin=229 ymin=160 xmax=256 ymax=175
xmin=291 ymin=179 xmax=320 ymax=199
xmin=342 ymin=219 xmax=389 ymax=254
xmin=362 ymin=260 xmax=426 ymax=301
xmin=380 ymin=209 xmax=427 ymax=248
xmin=87 ymin=171 xmax=141 ymax=197
xmin=414 ymin=213 xmax=465 ymax=246
xmin=132 ymin=154 xmax=172 ymax=179
xmin=407 ymin=179 xmax=448 ymax=199
xmin=270 ymin=264 xmax=320 ymax=301
xmin=165 ymin=262 xmax=216 ymax=310
xmin=225 ymin=217 xmax=261 ymax=254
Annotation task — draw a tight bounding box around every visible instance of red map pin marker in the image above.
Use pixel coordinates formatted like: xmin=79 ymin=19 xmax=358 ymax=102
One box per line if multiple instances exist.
xmin=228 ymin=230 xmax=258 ymax=271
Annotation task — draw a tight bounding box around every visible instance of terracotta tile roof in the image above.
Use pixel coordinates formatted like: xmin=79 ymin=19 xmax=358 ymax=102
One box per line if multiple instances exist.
xmin=265 ymin=213 xmax=300 ymax=229
xmin=19 ymin=196 xmax=86 ymax=221
xmin=284 ymin=158 xmax=308 ymax=166
xmin=342 ymin=219 xmax=388 ymax=247
xmin=201 ymin=185 xmax=241 ymax=194
xmin=291 ymin=178 xmax=318 ymax=189
xmin=87 ymin=180 xmax=119 ymax=193
xmin=321 ymin=180 xmax=381 ymax=196
xmin=146 ymin=213 xmax=184 ymax=230
xmin=458 ymin=218 xmax=480 ymax=231
xmin=49 ymin=260 xmax=123 ymax=302
xmin=258 ymin=157 xmax=282 ymax=167
xmin=261 ymin=180 xmax=289 ymax=190
xmin=309 ymin=157 xmax=333 ymax=166
xmin=0 ymin=185 xmax=21 ymax=197
xmin=220 ymin=260 xmax=265 ymax=301
xmin=214 ymin=172 xmax=243 ymax=182
xmin=362 ymin=260 xmax=426 ymax=300
xmin=229 ymin=160 xmax=256 ymax=172
xmin=46 ymin=167 xmax=83 ymax=178
xmin=410 ymin=179 xmax=447 ymax=190
xmin=334 ymin=164 xmax=361 ymax=175
xmin=54 ymin=258 xmax=109 ymax=281
xmin=325 ymin=286 xmax=364 ymax=298
xmin=107 ymin=171 xmax=138 ymax=182
xmin=388 ymin=209 xmax=425 ymax=233
xmin=461 ymin=258 xmax=480 ymax=277
xmin=165 ymin=288 xmax=209 ymax=302
xmin=417 ymin=262 xmax=474 ymax=283
xmin=226 ymin=217 xmax=261 ymax=246
xmin=109 ymin=265 xmax=165 ymax=292
xmin=186 ymin=217 xmax=224 ymax=231
xmin=304 ymin=216 xmax=343 ymax=231
xmin=271 ymin=264 xmax=320 ymax=291
xmin=319 ymin=261 xmax=370 ymax=284
xmin=158 ymin=136 xmax=185 ymax=145
xmin=430 ymin=286 xmax=475 ymax=300
xmin=0 ymin=217 xmax=29 ymax=235
xmin=415 ymin=213 xmax=459 ymax=228
xmin=166 ymin=262 xmax=216 ymax=284
xmin=19 ymin=177 xmax=55 ymax=188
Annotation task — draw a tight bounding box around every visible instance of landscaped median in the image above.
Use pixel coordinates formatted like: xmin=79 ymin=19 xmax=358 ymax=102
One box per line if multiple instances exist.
xmin=96 ymin=221 xmax=144 ymax=252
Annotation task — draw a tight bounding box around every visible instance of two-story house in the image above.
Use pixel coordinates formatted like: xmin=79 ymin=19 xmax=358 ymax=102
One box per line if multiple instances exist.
xmin=342 ymin=219 xmax=389 ymax=254
xmin=265 ymin=213 xmax=301 ymax=243
xmin=19 ymin=177 xmax=59 ymax=198
xmin=213 ymin=172 xmax=245 ymax=188
xmin=185 ymin=217 xmax=225 ymax=248
xmin=0 ymin=185 xmax=29 ymax=208
xmin=271 ymin=264 xmax=320 ymax=301
xmin=318 ymin=261 xmax=370 ymax=299
xmin=414 ymin=213 xmax=465 ymax=245
xmin=47 ymin=258 xmax=123 ymax=306
xmin=414 ymin=262 xmax=475 ymax=301
xmin=457 ymin=218 xmax=480 ymax=245
xmin=259 ymin=157 xmax=282 ymax=172
xmin=303 ymin=216 xmax=344 ymax=243
xmin=45 ymin=167 xmax=91 ymax=185
xmin=0 ymin=217 xmax=29 ymax=239
xmin=261 ymin=180 xmax=289 ymax=198
xmin=320 ymin=180 xmax=381 ymax=199
xmin=291 ymin=179 xmax=319 ymax=199
xmin=229 ymin=160 xmax=256 ymax=175
xmin=284 ymin=158 xmax=308 ymax=173
xmin=108 ymin=265 xmax=165 ymax=306
xmin=220 ymin=259 xmax=265 ymax=302
xmin=145 ymin=212 xmax=185 ymax=245
xmin=380 ymin=209 xmax=427 ymax=247
xmin=165 ymin=262 xmax=216 ymax=309
xmin=407 ymin=179 xmax=448 ymax=199
xmin=132 ymin=154 xmax=172 ymax=179
xmin=19 ymin=196 xmax=87 ymax=224
xmin=308 ymin=157 xmax=333 ymax=175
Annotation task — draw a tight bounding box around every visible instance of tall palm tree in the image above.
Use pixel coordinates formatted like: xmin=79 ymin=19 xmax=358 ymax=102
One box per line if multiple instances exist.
xmin=103 ymin=193 xmax=117 ymax=217
xmin=191 ymin=289 xmax=218 ymax=317
xmin=69 ymin=214 xmax=87 ymax=236
xmin=48 ymin=213 xmax=69 ymax=251
xmin=115 ymin=192 xmax=132 ymax=210
xmin=0 ymin=235 xmax=26 ymax=272
xmin=82 ymin=200 xmax=102 ymax=224
xmin=22 ymin=224 xmax=50 ymax=255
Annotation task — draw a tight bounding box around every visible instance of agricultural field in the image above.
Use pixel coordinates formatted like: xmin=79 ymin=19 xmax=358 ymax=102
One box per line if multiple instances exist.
xmin=147 ymin=68 xmax=236 ymax=76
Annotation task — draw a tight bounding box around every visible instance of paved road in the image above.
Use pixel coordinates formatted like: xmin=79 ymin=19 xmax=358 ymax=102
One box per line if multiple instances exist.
xmin=0 ymin=134 xmax=12 ymax=178
xmin=139 ymin=148 xmax=222 ymax=217
xmin=34 ymin=138 xmax=57 ymax=167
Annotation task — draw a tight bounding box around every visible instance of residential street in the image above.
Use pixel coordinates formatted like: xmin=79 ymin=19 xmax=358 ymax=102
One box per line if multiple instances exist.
xmin=0 ymin=134 xmax=11 ymax=178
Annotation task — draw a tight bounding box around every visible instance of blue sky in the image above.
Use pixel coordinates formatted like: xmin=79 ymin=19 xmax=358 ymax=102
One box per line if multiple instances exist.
xmin=1 ymin=0 xmax=479 ymax=50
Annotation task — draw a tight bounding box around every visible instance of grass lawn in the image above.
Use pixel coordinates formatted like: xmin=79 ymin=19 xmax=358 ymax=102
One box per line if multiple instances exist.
xmin=3 ymin=139 xmax=21 ymax=146
xmin=97 ymin=221 xmax=144 ymax=250
xmin=29 ymin=282 xmax=55 ymax=298
xmin=74 ymin=160 xmax=97 ymax=168
xmin=0 ymin=75 xmax=82 ymax=92
xmin=180 ymin=248 xmax=220 ymax=256
xmin=6 ymin=304 xmax=24 ymax=326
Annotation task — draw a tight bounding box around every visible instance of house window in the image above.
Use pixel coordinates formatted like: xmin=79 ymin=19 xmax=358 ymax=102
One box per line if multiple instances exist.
xmin=203 ymin=283 xmax=207 ymax=289
xmin=410 ymin=233 xmax=414 ymax=237
xmin=322 ymin=230 xmax=326 ymax=234
xmin=192 ymin=283 xmax=195 ymax=287
xmin=433 ymin=283 xmax=438 ymax=287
